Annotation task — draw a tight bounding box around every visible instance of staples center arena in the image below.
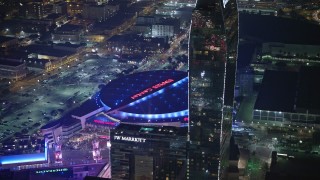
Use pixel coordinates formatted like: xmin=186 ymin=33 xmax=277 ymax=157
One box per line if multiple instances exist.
xmin=74 ymin=70 xmax=189 ymax=128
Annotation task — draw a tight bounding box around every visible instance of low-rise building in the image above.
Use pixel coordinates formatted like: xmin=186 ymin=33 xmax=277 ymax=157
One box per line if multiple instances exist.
xmin=0 ymin=60 xmax=27 ymax=81
xmin=105 ymin=34 xmax=167 ymax=56
xmin=261 ymin=42 xmax=320 ymax=66
xmin=0 ymin=36 xmax=19 ymax=51
xmin=152 ymin=24 xmax=175 ymax=38
xmin=52 ymin=24 xmax=84 ymax=43
xmin=52 ymin=1 xmax=68 ymax=15
xmin=41 ymin=115 xmax=82 ymax=148
xmin=82 ymin=3 xmax=119 ymax=22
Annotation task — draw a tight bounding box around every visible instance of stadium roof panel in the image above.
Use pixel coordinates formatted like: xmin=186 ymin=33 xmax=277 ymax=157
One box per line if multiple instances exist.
xmin=254 ymin=70 xmax=298 ymax=112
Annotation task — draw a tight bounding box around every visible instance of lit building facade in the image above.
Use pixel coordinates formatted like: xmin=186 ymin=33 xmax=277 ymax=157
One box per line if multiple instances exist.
xmin=82 ymin=3 xmax=119 ymax=22
xmin=188 ymin=0 xmax=238 ymax=179
xmin=111 ymin=124 xmax=187 ymax=180
xmin=53 ymin=1 xmax=68 ymax=15
xmin=151 ymin=24 xmax=174 ymax=38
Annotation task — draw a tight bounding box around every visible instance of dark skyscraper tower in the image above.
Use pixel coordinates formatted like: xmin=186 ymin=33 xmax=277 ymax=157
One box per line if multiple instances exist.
xmin=188 ymin=0 xmax=238 ymax=179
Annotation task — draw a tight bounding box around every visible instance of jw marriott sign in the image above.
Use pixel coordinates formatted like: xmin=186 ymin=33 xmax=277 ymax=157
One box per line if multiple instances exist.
xmin=114 ymin=136 xmax=146 ymax=143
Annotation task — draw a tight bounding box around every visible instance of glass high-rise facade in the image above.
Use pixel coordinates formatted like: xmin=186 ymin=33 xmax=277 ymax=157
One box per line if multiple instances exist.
xmin=187 ymin=0 xmax=238 ymax=179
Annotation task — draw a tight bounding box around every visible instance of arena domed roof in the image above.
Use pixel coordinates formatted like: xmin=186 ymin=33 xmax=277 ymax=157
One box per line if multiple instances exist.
xmin=97 ymin=70 xmax=188 ymax=125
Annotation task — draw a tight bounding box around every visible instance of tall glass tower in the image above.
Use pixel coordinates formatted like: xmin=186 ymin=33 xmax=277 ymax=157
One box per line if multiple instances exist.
xmin=188 ymin=0 xmax=238 ymax=179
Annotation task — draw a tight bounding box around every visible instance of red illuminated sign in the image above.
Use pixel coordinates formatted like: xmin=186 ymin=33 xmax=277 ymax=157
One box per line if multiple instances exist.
xmin=94 ymin=119 xmax=116 ymax=125
xmin=131 ymin=79 xmax=174 ymax=100
xmin=99 ymin=135 xmax=110 ymax=139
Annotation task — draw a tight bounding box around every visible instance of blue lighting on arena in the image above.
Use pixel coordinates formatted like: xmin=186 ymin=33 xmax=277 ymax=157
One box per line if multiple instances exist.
xmin=117 ymin=110 xmax=189 ymax=120
xmin=98 ymin=70 xmax=188 ymax=124
xmin=0 ymin=153 xmax=46 ymax=165
xmin=0 ymin=141 xmax=48 ymax=165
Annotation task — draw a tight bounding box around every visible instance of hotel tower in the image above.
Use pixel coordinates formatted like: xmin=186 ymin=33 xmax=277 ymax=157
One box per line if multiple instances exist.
xmin=188 ymin=0 xmax=238 ymax=179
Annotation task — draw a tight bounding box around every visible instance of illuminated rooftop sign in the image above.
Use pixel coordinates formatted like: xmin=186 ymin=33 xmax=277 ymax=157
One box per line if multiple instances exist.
xmin=131 ymin=79 xmax=174 ymax=100
xmin=114 ymin=135 xmax=146 ymax=143
xmin=35 ymin=168 xmax=69 ymax=174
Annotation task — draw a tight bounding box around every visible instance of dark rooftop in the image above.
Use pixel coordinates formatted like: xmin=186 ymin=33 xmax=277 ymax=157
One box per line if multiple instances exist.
xmin=296 ymin=66 xmax=320 ymax=114
xmin=46 ymin=13 xmax=63 ymax=20
xmin=62 ymin=115 xmax=80 ymax=127
xmin=0 ymin=60 xmax=24 ymax=67
xmin=25 ymin=45 xmax=73 ymax=57
xmin=71 ymin=98 xmax=102 ymax=117
xmin=41 ymin=114 xmax=80 ymax=130
xmin=108 ymin=34 xmax=143 ymax=42
xmin=0 ymin=36 xmax=16 ymax=44
xmin=255 ymin=67 xmax=320 ymax=113
xmin=266 ymin=156 xmax=320 ymax=180
xmin=54 ymin=43 xmax=83 ymax=49
xmin=240 ymin=13 xmax=320 ymax=45
xmin=254 ymin=70 xmax=298 ymax=112
xmin=56 ymin=24 xmax=82 ymax=32
xmin=40 ymin=119 xmax=61 ymax=130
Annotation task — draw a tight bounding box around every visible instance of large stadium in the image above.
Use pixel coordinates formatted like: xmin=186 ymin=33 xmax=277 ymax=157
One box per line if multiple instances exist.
xmin=88 ymin=70 xmax=189 ymax=127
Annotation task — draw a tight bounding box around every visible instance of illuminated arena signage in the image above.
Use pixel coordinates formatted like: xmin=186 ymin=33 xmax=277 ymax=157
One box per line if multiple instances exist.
xmin=94 ymin=119 xmax=116 ymax=125
xmin=131 ymin=79 xmax=174 ymax=100
xmin=35 ymin=168 xmax=69 ymax=174
xmin=114 ymin=136 xmax=146 ymax=143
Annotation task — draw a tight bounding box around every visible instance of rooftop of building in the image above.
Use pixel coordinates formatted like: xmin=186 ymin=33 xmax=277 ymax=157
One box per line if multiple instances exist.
xmin=24 ymin=45 xmax=73 ymax=57
xmin=53 ymin=43 xmax=84 ymax=49
xmin=108 ymin=34 xmax=142 ymax=42
xmin=71 ymin=97 xmax=102 ymax=117
xmin=296 ymin=66 xmax=320 ymax=113
xmin=62 ymin=115 xmax=80 ymax=127
xmin=56 ymin=24 xmax=83 ymax=32
xmin=46 ymin=13 xmax=64 ymax=20
xmin=266 ymin=155 xmax=320 ymax=180
xmin=41 ymin=114 xmax=80 ymax=130
xmin=0 ymin=60 xmax=24 ymax=67
xmin=240 ymin=13 xmax=320 ymax=45
xmin=0 ymin=36 xmax=16 ymax=44
xmin=40 ymin=119 xmax=61 ymax=130
xmin=254 ymin=66 xmax=320 ymax=113
xmin=108 ymin=34 xmax=165 ymax=44
xmin=254 ymin=70 xmax=298 ymax=112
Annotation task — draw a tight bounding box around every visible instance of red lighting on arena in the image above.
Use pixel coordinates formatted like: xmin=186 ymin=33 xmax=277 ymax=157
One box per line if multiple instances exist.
xmin=131 ymin=79 xmax=174 ymax=100
xmin=99 ymin=135 xmax=110 ymax=139
xmin=94 ymin=119 xmax=116 ymax=125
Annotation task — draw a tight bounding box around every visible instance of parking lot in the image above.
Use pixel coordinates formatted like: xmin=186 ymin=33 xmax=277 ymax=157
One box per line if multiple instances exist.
xmin=0 ymin=57 xmax=133 ymax=143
